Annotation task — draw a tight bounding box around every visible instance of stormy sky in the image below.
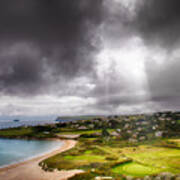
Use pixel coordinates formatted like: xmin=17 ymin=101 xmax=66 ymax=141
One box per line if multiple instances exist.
xmin=0 ymin=0 xmax=180 ymax=118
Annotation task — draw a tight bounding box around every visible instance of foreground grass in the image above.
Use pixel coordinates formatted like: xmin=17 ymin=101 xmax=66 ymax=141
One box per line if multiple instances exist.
xmin=122 ymin=145 xmax=180 ymax=171
xmin=40 ymin=137 xmax=180 ymax=178
xmin=111 ymin=145 xmax=180 ymax=177
xmin=112 ymin=162 xmax=161 ymax=177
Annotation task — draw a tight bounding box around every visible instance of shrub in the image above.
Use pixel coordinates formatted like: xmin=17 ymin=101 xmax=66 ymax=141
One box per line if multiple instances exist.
xmin=68 ymin=171 xmax=96 ymax=180
xmin=105 ymin=156 xmax=118 ymax=161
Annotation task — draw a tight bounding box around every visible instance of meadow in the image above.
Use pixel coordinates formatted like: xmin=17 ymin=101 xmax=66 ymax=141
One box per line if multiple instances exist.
xmin=0 ymin=126 xmax=56 ymax=139
xmin=40 ymin=136 xmax=180 ymax=179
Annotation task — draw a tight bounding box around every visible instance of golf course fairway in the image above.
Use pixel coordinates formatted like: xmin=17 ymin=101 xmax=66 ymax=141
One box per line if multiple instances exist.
xmin=112 ymin=162 xmax=162 ymax=177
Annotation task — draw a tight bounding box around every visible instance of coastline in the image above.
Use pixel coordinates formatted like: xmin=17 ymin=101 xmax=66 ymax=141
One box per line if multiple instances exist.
xmin=0 ymin=138 xmax=64 ymax=169
xmin=0 ymin=139 xmax=83 ymax=180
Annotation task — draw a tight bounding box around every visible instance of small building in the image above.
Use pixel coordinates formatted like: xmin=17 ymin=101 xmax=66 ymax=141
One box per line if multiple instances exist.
xmin=78 ymin=126 xmax=88 ymax=130
xmin=139 ymin=136 xmax=146 ymax=141
xmin=155 ymin=131 xmax=163 ymax=137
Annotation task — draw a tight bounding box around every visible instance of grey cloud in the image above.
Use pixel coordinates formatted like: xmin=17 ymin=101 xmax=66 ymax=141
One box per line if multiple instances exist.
xmin=1 ymin=0 xmax=180 ymax=116
xmin=0 ymin=0 xmax=103 ymax=96
xmin=96 ymin=94 xmax=149 ymax=110
xmin=89 ymin=60 xmax=148 ymax=111
xmin=0 ymin=44 xmax=46 ymax=95
xmin=146 ymin=57 xmax=180 ymax=110
xmin=102 ymin=0 xmax=137 ymax=48
xmin=133 ymin=0 xmax=180 ymax=110
xmin=134 ymin=0 xmax=180 ymax=48
xmin=103 ymin=0 xmax=180 ymax=48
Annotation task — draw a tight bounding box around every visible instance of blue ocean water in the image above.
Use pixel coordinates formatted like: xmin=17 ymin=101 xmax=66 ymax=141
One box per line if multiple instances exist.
xmin=0 ymin=119 xmax=57 ymax=129
xmin=0 ymin=118 xmax=77 ymax=129
xmin=0 ymin=138 xmax=63 ymax=167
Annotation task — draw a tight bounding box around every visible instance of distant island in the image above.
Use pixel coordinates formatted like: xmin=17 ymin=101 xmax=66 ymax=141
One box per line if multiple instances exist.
xmin=0 ymin=111 xmax=180 ymax=180
xmin=13 ymin=119 xmax=20 ymax=122
xmin=55 ymin=115 xmax=98 ymax=122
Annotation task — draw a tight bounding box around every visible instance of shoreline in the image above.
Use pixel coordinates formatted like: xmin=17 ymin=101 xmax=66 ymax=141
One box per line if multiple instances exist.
xmin=0 ymin=139 xmax=83 ymax=180
xmin=0 ymin=139 xmax=64 ymax=169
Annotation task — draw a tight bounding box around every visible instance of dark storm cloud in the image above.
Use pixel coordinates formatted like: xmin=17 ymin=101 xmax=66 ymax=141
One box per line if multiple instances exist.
xmin=146 ymin=57 xmax=180 ymax=109
xmin=1 ymin=0 xmax=180 ymax=115
xmin=88 ymin=59 xmax=148 ymax=111
xmin=0 ymin=44 xmax=46 ymax=95
xmin=101 ymin=0 xmax=137 ymax=48
xmin=132 ymin=0 xmax=180 ymax=110
xmin=0 ymin=0 xmax=102 ymax=42
xmin=135 ymin=0 xmax=180 ymax=47
xmin=0 ymin=0 xmax=103 ymax=95
xmin=104 ymin=0 xmax=180 ymax=48
xmin=95 ymin=94 xmax=148 ymax=111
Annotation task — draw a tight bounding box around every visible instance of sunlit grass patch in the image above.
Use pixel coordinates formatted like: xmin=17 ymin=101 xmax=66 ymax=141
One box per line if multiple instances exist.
xmin=56 ymin=128 xmax=114 ymax=135
xmin=41 ymin=136 xmax=180 ymax=177
xmin=64 ymin=154 xmax=105 ymax=161
xmin=120 ymin=145 xmax=180 ymax=173
xmin=112 ymin=162 xmax=161 ymax=177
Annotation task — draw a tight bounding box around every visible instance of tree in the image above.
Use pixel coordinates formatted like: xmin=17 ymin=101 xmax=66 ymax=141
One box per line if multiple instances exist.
xmin=102 ymin=128 xmax=110 ymax=137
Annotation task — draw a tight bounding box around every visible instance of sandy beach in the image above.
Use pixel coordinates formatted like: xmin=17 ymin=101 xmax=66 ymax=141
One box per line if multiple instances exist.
xmin=0 ymin=139 xmax=83 ymax=180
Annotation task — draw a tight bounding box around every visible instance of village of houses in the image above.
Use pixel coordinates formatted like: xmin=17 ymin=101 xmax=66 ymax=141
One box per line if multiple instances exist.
xmin=56 ymin=111 xmax=180 ymax=142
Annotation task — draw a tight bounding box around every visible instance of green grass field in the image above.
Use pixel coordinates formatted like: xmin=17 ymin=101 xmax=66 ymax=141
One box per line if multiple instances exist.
xmin=112 ymin=162 xmax=161 ymax=177
xmin=0 ymin=127 xmax=33 ymax=137
xmin=112 ymin=145 xmax=180 ymax=177
xmin=56 ymin=129 xmax=114 ymax=135
xmin=41 ymin=138 xmax=180 ymax=178
xmin=123 ymin=145 xmax=180 ymax=169
xmin=0 ymin=126 xmax=55 ymax=139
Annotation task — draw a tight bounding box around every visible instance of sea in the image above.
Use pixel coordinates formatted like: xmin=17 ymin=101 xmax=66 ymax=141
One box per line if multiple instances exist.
xmin=0 ymin=115 xmax=83 ymax=129
xmin=0 ymin=138 xmax=63 ymax=168
xmin=0 ymin=119 xmax=57 ymax=129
